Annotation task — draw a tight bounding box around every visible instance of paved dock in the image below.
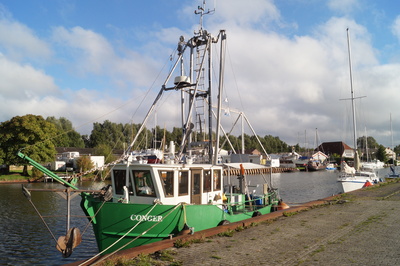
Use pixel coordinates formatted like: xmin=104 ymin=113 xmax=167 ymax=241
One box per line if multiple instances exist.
xmin=69 ymin=181 xmax=400 ymax=266
xmin=157 ymin=181 xmax=400 ymax=265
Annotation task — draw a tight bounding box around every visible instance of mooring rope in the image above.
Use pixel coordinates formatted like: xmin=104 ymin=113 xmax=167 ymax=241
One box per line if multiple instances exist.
xmin=81 ymin=202 xmax=183 ymax=266
xmin=92 ymin=202 xmax=184 ymax=265
xmin=26 ymin=196 xmax=61 ymax=247
xmin=78 ymin=202 xmax=160 ymax=266
xmin=80 ymin=200 xmax=108 ymax=237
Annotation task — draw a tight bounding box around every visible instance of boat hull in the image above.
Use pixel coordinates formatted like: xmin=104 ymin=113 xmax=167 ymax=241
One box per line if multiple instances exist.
xmin=339 ymin=180 xmax=368 ymax=193
xmin=81 ymin=192 xmax=277 ymax=253
xmin=338 ymin=173 xmax=377 ymax=193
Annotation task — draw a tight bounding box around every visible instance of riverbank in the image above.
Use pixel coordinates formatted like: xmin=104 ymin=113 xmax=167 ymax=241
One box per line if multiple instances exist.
xmin=0 ymin=174 xmax=101 ymax=184
xmin=72 ymin=180 xmax=400 ymax=265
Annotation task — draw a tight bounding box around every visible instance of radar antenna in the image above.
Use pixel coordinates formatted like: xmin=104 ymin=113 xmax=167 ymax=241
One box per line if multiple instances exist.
xmin=194 ymin=0 xmax=215 ymax=33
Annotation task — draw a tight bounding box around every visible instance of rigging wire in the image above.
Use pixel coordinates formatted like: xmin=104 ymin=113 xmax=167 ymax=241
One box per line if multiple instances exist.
xmin=19 ymin=53 xmax=175 ymax=182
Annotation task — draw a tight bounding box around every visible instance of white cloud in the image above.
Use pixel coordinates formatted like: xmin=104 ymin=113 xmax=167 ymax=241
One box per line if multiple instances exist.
xmin=327 ymin=0 xmax=361 ymax=14
xmin=1 ymin=1 xmax=400 ymax=147
xmin=52 ymin=26 xmax=115 ymax=75
xmin=391 ymin=15 xmax=400 ymax=43
xmin=0 ymin=54 xmax=58 ymax=100
xmin=212 ymin=0 xmax=281 ymax=27
xmin=0 ymin=15 xmax=52 ymax=62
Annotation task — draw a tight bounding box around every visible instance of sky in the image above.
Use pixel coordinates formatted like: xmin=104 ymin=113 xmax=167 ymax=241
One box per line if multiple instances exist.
xmin=1 ymin=0 xmax=400 ymax=151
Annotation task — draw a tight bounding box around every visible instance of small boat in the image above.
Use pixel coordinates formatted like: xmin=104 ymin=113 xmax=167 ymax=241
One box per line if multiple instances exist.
xmin=18 ymin=2 xmax=282 ymax=259
xmin=307 ymin=159 xmax=327 ymax=171
xmin=386 ymin=165 xmax=400 ymax=179
xmin=294 ymin=156 xmax=310 ymax=171
xmin=361 ymin=159 xmax=384 ymax=170
xmin=279 ymin=148 xmax=301 ymax=169
xmin=325 ymin=163 xmax=337 ymax=170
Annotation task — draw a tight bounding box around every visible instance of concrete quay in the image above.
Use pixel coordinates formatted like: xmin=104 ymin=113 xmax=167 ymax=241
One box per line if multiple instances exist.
xmin=161 ymin=181 xmax=400 ymax=265
xmin=68 ymin=181 xmax=400 ymax=265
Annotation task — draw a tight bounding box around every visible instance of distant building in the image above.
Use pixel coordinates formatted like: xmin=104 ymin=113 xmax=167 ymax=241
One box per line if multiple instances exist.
xmin=317 ymin=141 xmax=354 ymax=158
xmin=385 ymin=147 xmax=396 ymax=161
xmin=53 ymin=147 xmax=105 ymax=171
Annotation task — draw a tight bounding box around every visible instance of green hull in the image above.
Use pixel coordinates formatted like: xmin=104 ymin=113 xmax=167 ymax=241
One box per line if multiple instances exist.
xmin=81 ymin=192 xmax=278 ymax=254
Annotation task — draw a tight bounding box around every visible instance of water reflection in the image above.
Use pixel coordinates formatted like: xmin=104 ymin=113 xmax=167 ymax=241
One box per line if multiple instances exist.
xmin=225 ymin=170 xmax=343 ymax=205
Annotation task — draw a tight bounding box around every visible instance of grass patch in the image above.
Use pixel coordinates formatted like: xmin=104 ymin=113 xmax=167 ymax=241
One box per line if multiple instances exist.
xmin=283 ymin=211 xmax=298 ymax=217
xmin=0 ymin=171 xmax=31 ymax=181
xmin=310 ymin=245 xmax=325 ymax=256
xmin=235 ymin=225 xmax=245 ymax=232
xmin=174 ymin=235 xmax=206 ymax=248
xmin=101 ymin=256 xmax=133 ymax=266
xmin=151 ymin=250 xmax=182 ymax=265
xmin=354 ymin=213 xmax=386 ymax=232
xmin=218 ymin=229 xmax=235 ymax=237
xmin=101 ymin=253 xmax=175 ymax=266
xmin=339 ymin=222 xmax=350 ymax=229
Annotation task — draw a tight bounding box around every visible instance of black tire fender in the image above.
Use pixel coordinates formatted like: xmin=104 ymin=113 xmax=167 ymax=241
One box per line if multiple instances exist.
xmin=218 ymin=220 xmax=230 ymax=226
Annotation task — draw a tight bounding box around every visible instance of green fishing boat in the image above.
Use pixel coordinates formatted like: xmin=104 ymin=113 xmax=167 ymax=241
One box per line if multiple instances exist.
xmin=19 ymin=1 xmax=282 ymax=260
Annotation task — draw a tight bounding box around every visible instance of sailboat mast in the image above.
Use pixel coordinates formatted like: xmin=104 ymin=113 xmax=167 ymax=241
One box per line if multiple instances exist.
xmin=346 ymin=28 xmax=359 ymax=169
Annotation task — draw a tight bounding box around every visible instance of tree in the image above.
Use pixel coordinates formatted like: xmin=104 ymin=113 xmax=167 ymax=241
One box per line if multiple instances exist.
xmin=375 ymin=145 xmax=388 ymax=163
xmin=94 ymin=144 xmax=117 ymax=164
xmin=46 ymin=116 xmax=85 ymax=148
xmin=357 ymin=136 xmax=379 ymax=150
xmin=0 ymin=115 xmax=58 ymax=175
xmin=394 ymin=144 xmax=400 ymax=158
xmin=89 ymin=120 xmax=129 ymax=149
xmin=76 ymin=156 xmax=94 ymax=173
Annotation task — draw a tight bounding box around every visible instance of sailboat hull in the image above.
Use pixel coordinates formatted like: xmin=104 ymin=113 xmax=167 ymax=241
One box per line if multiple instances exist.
xmin=339 ymin=179 xmax=368 ymax=193
xmin=338 ymin=173 xmax=377 ymax=193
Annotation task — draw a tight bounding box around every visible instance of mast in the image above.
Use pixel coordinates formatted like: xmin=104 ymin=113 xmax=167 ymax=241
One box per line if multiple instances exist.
xmin=213 ymin=30 xmax=226 ymax=165
xmin=391 ymin=113 xmax=395 ymax=163
xmin=123 ymin=2 xmax=214 ymax=160
xmin=346 ymin=28 xmax=359 ymax=170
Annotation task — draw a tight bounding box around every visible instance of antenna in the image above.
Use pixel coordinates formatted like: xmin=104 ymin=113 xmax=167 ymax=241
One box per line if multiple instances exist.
xmin=194 ymin=0 xmax=215 ymax=32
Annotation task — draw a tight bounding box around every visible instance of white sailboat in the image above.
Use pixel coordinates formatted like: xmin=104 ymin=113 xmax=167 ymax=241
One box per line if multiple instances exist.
xmin=337 ymin=28 xmax=379 ymax=193
xmin=360 ymin=128 xmax=384 ymax=169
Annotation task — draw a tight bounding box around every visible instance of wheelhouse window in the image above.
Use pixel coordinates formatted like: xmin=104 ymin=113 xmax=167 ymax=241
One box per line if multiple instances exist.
xmin=132 ymin=170 xmax=156 ymax=197
xmin=159 ymin=170 xmax=174 ymax=197
xmin=113 ymin=170 xmax=127 ymax=195
xmin=178 ymin=171 xmax=189 ymax=196
xmin=213 ymin=169 xmax=221 ymax=191
xmin=203 ymin=170 xmax=211 ymax=192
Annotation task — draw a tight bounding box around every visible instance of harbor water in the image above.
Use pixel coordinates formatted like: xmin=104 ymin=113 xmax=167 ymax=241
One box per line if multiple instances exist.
xmin=0 ymin=168 xmax=392 ymax=265
xmin=0 ymin=181 xmax=105 ymax=266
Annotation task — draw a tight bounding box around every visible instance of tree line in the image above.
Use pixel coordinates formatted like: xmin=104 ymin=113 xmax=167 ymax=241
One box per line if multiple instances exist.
xmin=1 ymin=114 xmax=398 ymax=175
xmin=0 ymin=114 xmax=291 ymax=173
